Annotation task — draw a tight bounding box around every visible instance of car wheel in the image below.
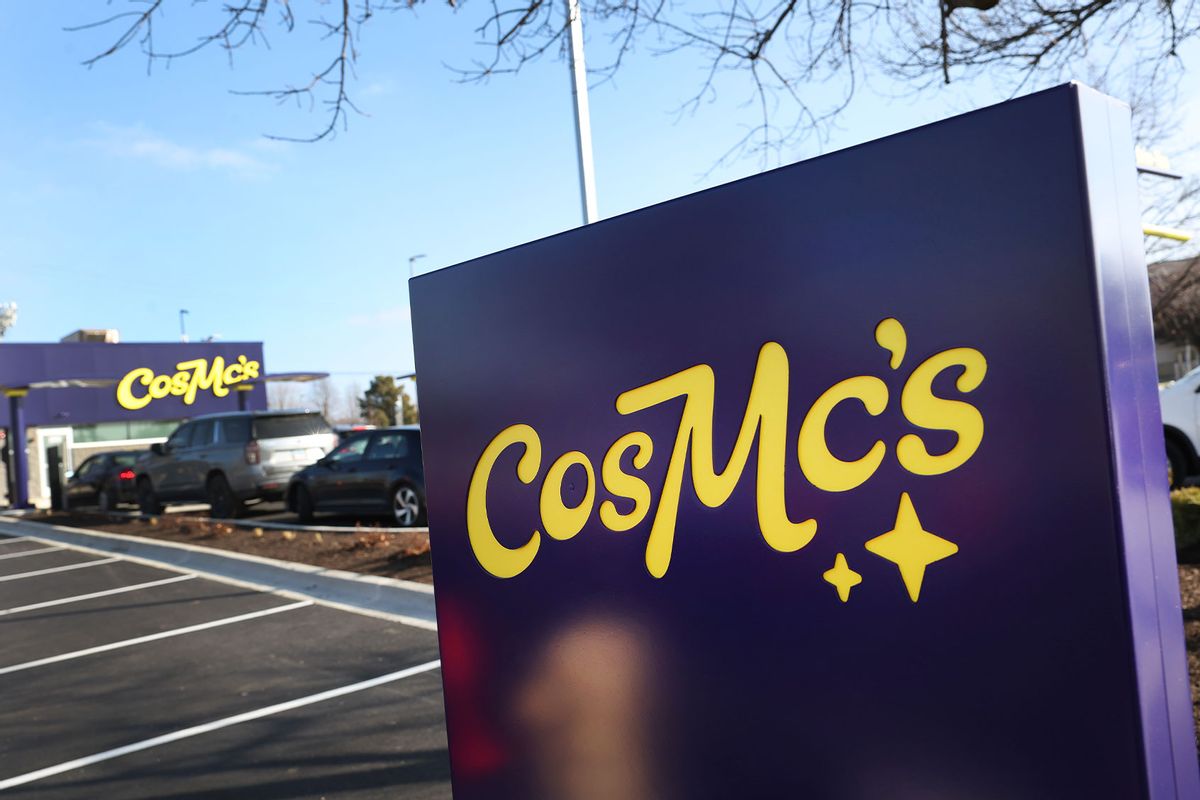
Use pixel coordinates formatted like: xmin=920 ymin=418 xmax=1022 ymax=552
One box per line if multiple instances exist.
xmin=294 ymin=485 xmax=315 ymax=524
xmin=98 ymin=486 xmax=113 ymax=512
xmin=1167 ymin=440 xmax=1188 ymax=490
xmin=207 ymin=474 xmax=244 ymax=519
xmin=137 ymin=478 xmax=164 ymax=516
xmin=392 ymin=484 xmax=424 ymax=527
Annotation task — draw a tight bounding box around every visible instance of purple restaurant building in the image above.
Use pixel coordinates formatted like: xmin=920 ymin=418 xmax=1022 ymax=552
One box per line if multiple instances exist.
xmin=0 ymin=330 xmax=267 ymax=508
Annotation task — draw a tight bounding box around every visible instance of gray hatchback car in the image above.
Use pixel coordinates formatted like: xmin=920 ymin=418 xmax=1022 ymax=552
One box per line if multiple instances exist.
xmin=136 ymin=410 xmax=338 ymax=518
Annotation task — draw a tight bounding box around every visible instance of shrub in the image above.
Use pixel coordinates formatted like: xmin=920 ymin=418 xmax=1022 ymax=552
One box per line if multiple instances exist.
xmin=1171 ymin=488 xmax=1200 ymax=561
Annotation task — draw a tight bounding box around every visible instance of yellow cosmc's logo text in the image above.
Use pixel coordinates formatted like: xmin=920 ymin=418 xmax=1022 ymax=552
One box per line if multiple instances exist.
xmin=116 ymin=355 xmax=260 ymax=410
xmin=467 ymin=318 xmax=986 ymax=580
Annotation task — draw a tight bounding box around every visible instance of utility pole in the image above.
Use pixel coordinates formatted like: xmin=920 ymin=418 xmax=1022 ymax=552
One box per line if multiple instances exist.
xmin=179 ymin=309 xmax=189 ymax=343
xmin=566 ymin=0 xmax=599 ymax=224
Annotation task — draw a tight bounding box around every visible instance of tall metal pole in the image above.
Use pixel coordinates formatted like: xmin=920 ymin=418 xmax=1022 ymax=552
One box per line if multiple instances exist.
xmin=179 ymin=309 xmax=190 ymax=343
xmin=408 ymin=254 xmax=427 ymax=279
xmin=566 ymin=0 xmax=599 ymax=224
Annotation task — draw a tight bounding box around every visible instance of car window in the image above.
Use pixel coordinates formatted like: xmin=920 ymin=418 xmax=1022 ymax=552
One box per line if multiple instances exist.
xmin=167 ymin=424 xmax=193 ymax=450
xmin=328 ymin=436 xmax=369 ymax=464
xmin=190 ymin=420 xmax=215 ymax=448
xmin=75 ymin=457 xmax=99 ymax=479
xmin=253 ymin=414 xmax=333 ymax=440
xmin=217 ymin=417 xmax=251 ymax=444
xmin=112 ymin=454 xmax=139 ymax=467
xmin=366 ymin=432 xmax=409 ymax=460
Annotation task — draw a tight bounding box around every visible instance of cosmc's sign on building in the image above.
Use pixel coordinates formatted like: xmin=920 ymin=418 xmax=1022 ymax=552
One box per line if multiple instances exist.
xmin=115 ymin=355 xmax=261 ymax=410
xmin=412 ymin=85 xmax=1200 ymax=799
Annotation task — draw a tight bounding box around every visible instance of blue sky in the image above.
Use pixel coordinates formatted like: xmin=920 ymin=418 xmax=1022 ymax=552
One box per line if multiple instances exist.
xmin=1 ymin=3 xmax=1197 ymax=394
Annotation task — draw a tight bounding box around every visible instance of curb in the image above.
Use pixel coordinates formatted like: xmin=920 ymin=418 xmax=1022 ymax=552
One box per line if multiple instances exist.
xmin=0 ymin=517 xmax=437 ymax=631
xmin=41 ymin=509 xmax=428 ymax=536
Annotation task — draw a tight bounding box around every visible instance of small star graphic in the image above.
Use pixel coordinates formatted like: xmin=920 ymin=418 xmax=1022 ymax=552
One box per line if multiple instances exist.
xmin=864 ymin=492 xmax=958 ymax=603
xmin=823 ymin=552 xmax=862 ymax=602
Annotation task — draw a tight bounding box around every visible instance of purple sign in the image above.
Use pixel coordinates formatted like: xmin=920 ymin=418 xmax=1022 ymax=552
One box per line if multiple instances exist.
xmin=0 ymin=342 xmax=267 ymax=427
xmin=411 ymin=84 xmax=1199 ymax=798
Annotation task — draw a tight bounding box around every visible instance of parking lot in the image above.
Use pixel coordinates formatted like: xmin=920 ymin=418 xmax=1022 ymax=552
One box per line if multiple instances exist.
xmin=0 ymin=531 xmax=451 ymax=799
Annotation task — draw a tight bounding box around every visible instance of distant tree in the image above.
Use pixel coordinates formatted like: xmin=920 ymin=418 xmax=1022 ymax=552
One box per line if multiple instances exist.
xmin=266 ymin=381 xmax=306 ymax=411
xmin=1152 ymin=256 xmax=1200 ymax=344
xmin=399 ymin=383 xmax=420 ymax=425
xmin=308 ymin=378 xmax=362 ymax=424
xmin=72 ymin=1 xmax=1198 ymax=159
xmin=359 ymin=375 xmax=401 ymax=427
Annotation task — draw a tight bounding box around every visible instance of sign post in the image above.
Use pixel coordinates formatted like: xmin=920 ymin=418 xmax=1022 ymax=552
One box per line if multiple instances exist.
xmin=412 ymin=84 xmax=1200 ymax=799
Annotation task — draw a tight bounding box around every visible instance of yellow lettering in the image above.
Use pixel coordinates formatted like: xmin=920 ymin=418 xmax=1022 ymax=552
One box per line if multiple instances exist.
xmin=798 ymin=376 xmax=888 ymax=492
xmin=116 ymin=368 xmax=154 ymax=410
xmin=114 ymin=355 xmax=257 ymax=410
xmin=539 ymin=451 xmax=596 ymax=541
xmin=466 ymin=424 xmax=543 ymax=578
xmin=617 ymin=341 xmax=816 ymax=578
xmin=177 ymin=357 xmax=228 ymax=405
xmin=148 ymin=374 xmax=172 ymax=399
xmin=599 ymin=432 xmax=653 ymax=532
xmin=896 ymin=348 xmax=987 ymax=475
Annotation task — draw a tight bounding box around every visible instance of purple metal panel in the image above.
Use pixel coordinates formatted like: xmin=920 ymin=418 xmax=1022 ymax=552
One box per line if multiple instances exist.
xmin=411 ymin=84 xmax=1198 ymax=798
xmin=1073 ymin=85 xmax=1200 ymax=798
xmin=0 ymin=342 xmax=267 ymax=427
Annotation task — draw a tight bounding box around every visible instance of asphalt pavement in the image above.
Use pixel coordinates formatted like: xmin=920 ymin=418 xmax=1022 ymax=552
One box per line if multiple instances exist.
xmin=0 ymin=532 xmax=451 ymax=799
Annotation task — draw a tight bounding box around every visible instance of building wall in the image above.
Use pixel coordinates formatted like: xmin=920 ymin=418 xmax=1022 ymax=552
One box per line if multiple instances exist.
xmin=2 ymin=341 xmax=267 ymax=508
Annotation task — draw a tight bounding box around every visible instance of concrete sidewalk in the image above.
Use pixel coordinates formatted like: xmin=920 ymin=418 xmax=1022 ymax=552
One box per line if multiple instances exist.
xmin=0 ymin=517 xmax=437 ymax=630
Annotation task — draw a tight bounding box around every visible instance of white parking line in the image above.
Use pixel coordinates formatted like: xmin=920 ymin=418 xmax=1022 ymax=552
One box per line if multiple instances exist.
xmin=0 ymin=557 xmax=121 ymax=583
xmin=0 ymin=574 xmax=197 ymax=617
xmin=0 ymin=658 xmax=442 ymax=791
xmin=0 ymin=536 xmax=30 ymax=545
xmin=0 ymin=546 xmax=62 ymax=561
xmin=0 ymin=599 xmax=312 ymax=676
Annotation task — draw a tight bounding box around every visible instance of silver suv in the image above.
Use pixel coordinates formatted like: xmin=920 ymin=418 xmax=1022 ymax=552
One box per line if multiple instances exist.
xmin=136 ymin=411 xmax=337 ymax=518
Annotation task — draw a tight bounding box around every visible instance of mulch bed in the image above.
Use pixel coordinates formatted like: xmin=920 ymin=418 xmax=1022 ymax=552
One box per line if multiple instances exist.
xmin=28 ymin=511 xmax=434 ymax=584
xmin=1180 ymin=564 xmax=1200 ymax=745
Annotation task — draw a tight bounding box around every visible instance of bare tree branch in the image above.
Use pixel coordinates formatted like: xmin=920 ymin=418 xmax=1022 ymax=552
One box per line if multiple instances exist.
xmin=71 ymin=0 xmax=1199 ymax=156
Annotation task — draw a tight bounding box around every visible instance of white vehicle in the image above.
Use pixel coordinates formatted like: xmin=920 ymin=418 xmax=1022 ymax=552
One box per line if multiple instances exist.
xmin=1160 ymin=369 xmax=1200 ymax=487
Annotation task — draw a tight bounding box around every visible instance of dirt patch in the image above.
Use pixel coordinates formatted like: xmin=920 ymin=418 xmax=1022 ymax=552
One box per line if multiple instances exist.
xmin=29 ymin=511 xmax=433 ymax=584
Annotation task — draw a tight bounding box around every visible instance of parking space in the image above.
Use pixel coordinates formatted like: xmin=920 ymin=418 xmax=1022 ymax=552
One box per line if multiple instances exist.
xmin=0 ymin=532 xmax=451 ymax=798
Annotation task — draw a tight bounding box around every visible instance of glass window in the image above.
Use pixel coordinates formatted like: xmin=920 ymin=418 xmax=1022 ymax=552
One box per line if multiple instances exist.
xmin=75 ymin=457 xmax=101 ymax=479
xmin=253 ymin=413 xmax=332 ymax=440
xmin=127 ymin=420 xmax=179 ymax=441
xmin=112 ymin=454 xmax=139 ymax=467
xmin=72 ymin=420 xmax=179 ymax=444
xmin=366 ymin=432 xmax=409 ymax=460
xmin=189 ymin=420 xmax=215 ymax=448
xmin=328 ymin=436 xmax=368 ymax=464
xmin=72 ymin=422 xmax=129 ymax=444
xmin=166 ymin=424 xmax=193 ymax=450
xmin=217 ymin=417 xmax=252 ymax=444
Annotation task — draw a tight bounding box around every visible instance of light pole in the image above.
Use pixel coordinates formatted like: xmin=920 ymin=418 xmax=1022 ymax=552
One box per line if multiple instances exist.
xmin=566 ymin=0 xmax=598 ymax=224
xmin=408 ymin=254 xmax=427 ymax=279
xmin=179 ymin=309 xmax=190 ymax=343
